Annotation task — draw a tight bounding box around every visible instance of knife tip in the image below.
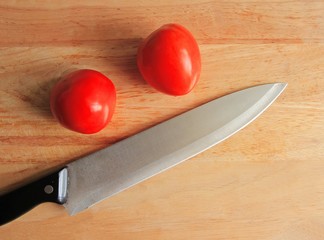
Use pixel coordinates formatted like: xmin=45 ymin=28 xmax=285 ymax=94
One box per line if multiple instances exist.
xmin=276 ymin=82 xmax=288 ymax=88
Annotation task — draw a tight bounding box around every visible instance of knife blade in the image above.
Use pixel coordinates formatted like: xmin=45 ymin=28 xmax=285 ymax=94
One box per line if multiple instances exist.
xmin=0 ymin=83 xmax=286 ymax=225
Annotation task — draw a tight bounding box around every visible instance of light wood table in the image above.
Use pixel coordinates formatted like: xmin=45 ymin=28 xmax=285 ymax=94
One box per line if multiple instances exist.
xmin=0 ymin=1 xmax=323 ymax=239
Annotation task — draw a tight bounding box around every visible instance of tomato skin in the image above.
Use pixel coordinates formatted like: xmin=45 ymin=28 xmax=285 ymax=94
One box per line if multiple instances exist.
xmin=137 ymin=23 xmax=201 ymax=96
xmin=50 ymin=69 xmax=116 ymax=134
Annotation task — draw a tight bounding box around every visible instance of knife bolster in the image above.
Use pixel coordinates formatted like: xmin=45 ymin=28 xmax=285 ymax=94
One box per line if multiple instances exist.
xmin=58 ymin=168 xmax=68 ymax=203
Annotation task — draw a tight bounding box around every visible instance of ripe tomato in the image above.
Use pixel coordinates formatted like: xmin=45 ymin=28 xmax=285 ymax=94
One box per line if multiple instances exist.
xmin=137 ymin=23 xmax=201 ymax=96
xmin=50 ymin=69 xmax=116 ymax=134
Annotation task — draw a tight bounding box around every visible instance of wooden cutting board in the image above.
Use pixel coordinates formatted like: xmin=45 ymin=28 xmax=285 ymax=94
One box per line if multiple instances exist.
xmin=0 ymin=1 xmax=323 ymax=239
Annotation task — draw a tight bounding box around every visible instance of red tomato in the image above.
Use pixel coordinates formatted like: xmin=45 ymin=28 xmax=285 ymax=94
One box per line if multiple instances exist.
xmin=137 ymin=23 xmax=201 ymax=96
xmin=50 ymin=69 xmax=116 ymax=134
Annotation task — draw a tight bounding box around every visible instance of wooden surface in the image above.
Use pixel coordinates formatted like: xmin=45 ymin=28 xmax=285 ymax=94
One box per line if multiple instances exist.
xmin=0 ymin=1 xmax=323 ymax=239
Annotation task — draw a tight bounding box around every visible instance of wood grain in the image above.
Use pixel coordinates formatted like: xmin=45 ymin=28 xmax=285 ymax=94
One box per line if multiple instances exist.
xmin=0 ymin=1 xmax=323 ymax=239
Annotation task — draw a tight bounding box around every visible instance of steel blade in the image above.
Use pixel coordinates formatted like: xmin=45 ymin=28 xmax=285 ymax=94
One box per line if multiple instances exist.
xmin=65 ymin=83 xmax=287 ymax=215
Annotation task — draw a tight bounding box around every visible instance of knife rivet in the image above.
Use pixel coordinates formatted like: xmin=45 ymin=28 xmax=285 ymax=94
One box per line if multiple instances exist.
xmin=44 ymin=185 xmax=54 ymax=194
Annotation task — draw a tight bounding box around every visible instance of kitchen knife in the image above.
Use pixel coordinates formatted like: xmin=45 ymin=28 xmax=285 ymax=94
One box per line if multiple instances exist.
xmin=0 ymin=83 xmax=287 ymax=225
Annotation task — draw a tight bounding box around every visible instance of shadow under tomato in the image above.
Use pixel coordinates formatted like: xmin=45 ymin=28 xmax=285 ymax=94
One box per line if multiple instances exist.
xmin=4 ymin=64 xmax=65 ymax=119
xmin=100 ymin=37 xmax=147 ymax=86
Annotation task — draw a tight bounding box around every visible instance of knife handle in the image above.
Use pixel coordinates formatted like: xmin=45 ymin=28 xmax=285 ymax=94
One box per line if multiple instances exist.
xmin=0 ymin=168 xmax=68 ymax=226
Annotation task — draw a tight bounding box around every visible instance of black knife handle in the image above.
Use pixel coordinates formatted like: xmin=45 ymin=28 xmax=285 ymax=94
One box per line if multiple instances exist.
xmin=0 ymin=168 xmax=68 ymax=226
